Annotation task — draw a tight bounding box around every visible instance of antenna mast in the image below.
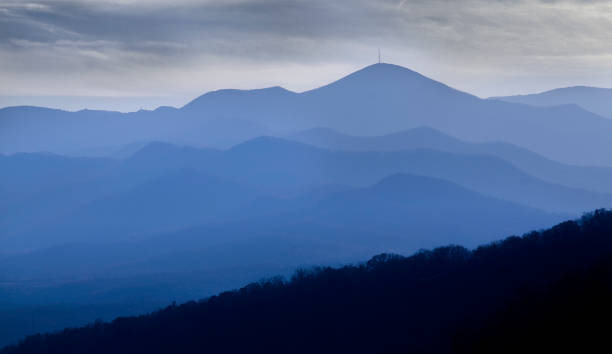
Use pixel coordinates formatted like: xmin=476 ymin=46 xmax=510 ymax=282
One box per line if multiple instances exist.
xmin=378 ymin=48 xmax=381 ymax=64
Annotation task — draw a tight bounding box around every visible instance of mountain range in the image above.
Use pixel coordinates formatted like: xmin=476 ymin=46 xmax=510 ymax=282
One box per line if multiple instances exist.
xmin=1 ymin=172 xmax=563 ymax=279
xmin=5 ymin=136 xmax=603 ymax=253
xmin=493 ymin=86 xmax=612 ymax=119
xmin=3 ymin=62 xmax=612 ymax=349
xmin=3 ymin=63 xmax=612 ymax=166
xmin=289 ymin=126 xmax=612 ymax=195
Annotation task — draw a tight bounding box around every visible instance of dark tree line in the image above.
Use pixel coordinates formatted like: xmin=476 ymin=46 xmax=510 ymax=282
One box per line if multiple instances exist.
xmin=3 ymin=209 xmax=612 ymax=354
xmin=455 ymin=257 xmax=612 ymax=353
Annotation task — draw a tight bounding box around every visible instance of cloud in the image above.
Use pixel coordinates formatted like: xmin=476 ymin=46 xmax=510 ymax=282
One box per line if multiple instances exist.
xmin=1 ymin=0 xmax=612 ymax=103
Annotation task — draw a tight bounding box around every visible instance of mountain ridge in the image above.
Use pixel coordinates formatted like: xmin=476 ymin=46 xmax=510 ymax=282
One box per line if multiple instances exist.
xmin=288 ymin=126 xmax=612 ymax=195
xmin=3 ymin=63 xmax=612 ymax=166
xmin=3 ymin=136 xmax=606 ymax=254
xmin=492 ymin=85 xmax=612 ymax=119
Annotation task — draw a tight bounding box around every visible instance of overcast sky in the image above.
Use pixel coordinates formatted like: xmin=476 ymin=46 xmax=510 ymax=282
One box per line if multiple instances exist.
xmin=2 ymin=0 xmax=612 ymax=111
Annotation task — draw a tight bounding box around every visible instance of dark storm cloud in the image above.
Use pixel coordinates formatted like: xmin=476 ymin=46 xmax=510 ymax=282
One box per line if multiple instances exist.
xmin=1 ymin=0 xmax=381 ymax=59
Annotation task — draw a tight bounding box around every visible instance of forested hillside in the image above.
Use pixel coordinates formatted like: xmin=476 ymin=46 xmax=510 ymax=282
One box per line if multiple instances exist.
xmin=4 ymin=210 xmax=612 ymax=354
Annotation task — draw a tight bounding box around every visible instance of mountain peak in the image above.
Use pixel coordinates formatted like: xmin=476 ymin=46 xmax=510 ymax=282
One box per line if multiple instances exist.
xmin=358 ymin=62 xmax=420 ymax=73
xmin=312 ymin=63 xmax=425 ymax=87
xmin=302 ymin=62 xmax=473 ymax=100
xmin=343 ymin=63 xmax=437 ymax=82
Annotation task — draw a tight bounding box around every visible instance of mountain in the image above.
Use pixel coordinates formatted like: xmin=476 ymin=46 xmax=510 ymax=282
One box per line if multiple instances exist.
xmin=289 ymin=126 xmax=612 ymax=195
xmin=3 ymin=137 xmax=609 ymax=252
xmin=492 ymin=86 xmax=612 ymax=119
xmin=0 ymin=170 xmax=565 ymax=282
xmin=299 ymin=173 xmax=563 ymax=246
xmin=3 ymin=210 xmax=612 ymax=354
xmin=0 ymin=105 xmax=269 ymax=155
xmin=0 ymin=173 xmax=567 ymax=346
xmin=3 ymin=63 xmax=612 ymax=166
xmin=294 ymin=65 xmax=612 ymax=166
xmin=2 ymin=173 xmax=563 ymax=279
xmin=218 ymin=137 xmax=612 ymax=214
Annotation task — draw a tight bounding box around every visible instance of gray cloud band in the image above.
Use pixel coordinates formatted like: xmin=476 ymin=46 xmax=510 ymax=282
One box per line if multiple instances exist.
xmin=1 ymin=0 xmax=612 ymax=97
xmin=3 ymin=0 xmax=610 ymax=58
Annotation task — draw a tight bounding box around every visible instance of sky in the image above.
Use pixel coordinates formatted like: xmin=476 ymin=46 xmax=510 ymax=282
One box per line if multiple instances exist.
xmin=2 ymin=0 xmax=612 ymax=112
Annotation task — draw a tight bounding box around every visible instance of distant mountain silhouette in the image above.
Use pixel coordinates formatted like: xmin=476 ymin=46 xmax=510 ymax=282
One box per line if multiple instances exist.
xmin=3 ymin=210 xmax=612 ymax=354
xmin=89 ymin=137 xmax=612 ymax=214
xmin=492 ymin=86 xmax=612 ymax=119
xmin=289 ymin=126 xmax=612 ymax=195
xmin=2 ymin=149 xmax=569 ymax=249
xmin=220 ymin=137 xmax=612 ymax=213
xmin=302 ymin=173 xmax=562 ymax=245
xmin=1 ymin=172 xmax=563 ymax=278
xmin=4 ymin=137 xmax=610 ymax=252
xmin=3 ymin=64 xmax=612 ymax=166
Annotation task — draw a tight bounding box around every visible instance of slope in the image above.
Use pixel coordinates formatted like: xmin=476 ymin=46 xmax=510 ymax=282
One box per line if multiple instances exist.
xmin=4 ymin=210 xmax=612 ymax=354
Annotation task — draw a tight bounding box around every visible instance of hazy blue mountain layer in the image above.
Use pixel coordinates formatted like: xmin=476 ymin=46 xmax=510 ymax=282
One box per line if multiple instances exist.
xmin=289 ymin=126 xmax=612 ymax=195
xmin=492 ymin=86 xmax=612 ymax=119
xmin=3 ymin=64 xmax=612 ymax=166
xmin=1 ymin=173 xmax=564 ymax=280
xmin=3 ymin=137 xmax=605 ymax=253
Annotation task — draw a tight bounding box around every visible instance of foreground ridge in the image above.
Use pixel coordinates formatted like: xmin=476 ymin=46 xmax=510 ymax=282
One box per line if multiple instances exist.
xmin=4 ymin=209 xmax=612 ymax=354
